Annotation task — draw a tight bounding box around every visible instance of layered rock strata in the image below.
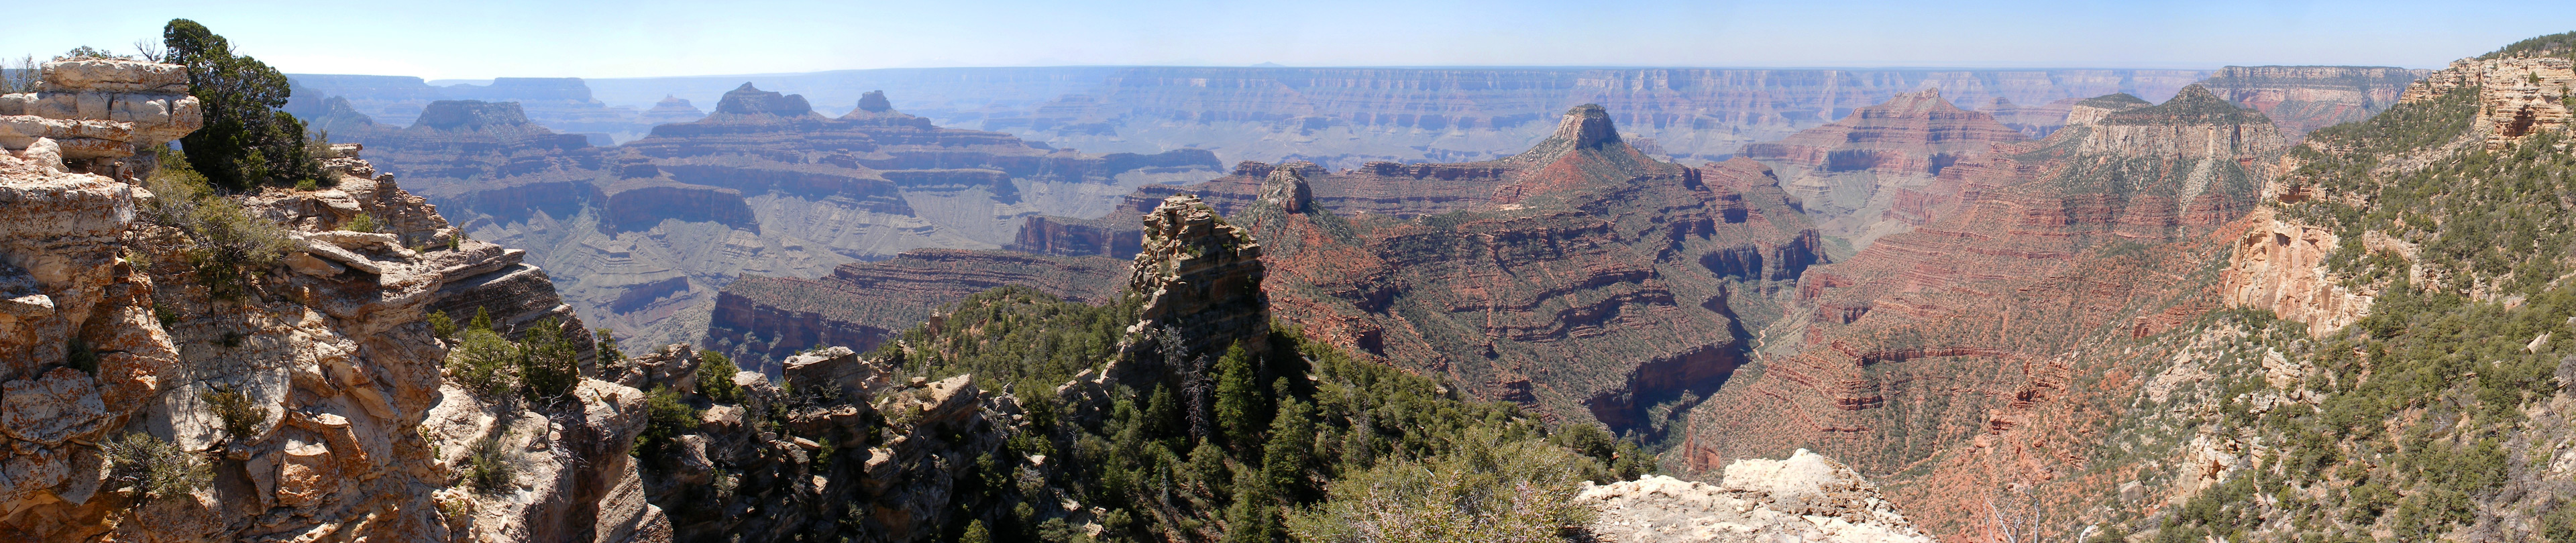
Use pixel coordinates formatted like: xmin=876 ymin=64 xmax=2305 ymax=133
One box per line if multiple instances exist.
xmin=0 ymin=58 xmax=659 ymax=542
xmin=323 ymin=82 xmax=1220 ymax=353
xmin=2196 ymin=65 xmax=2426 ymax=139
xmin=1681 ymin=86 xmax=2284 ymax=538
xmin=1740 ymin=88 xmax=2027 ymax=251
xmin=0 ymin=58 xmax=203 ymax=174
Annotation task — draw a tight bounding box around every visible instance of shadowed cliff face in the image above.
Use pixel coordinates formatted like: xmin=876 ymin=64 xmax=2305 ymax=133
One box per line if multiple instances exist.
xmin=312 ymin=83 xmax=1221 ymax=353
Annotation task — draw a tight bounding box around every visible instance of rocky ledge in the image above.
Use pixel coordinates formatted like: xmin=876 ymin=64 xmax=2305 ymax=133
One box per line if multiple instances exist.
xmin=1582 ymin=450 xmax=1933 ymax=543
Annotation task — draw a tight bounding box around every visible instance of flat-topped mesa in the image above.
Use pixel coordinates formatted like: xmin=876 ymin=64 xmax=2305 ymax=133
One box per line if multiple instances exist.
xmin=2197 ymin=65 xmax=2426 ymax=137
xmin=641 ymin=95 xmax=705 ymax=125
xmin=855 ymin=90 xmax=894 ymax=113
xmin=1743 ymin=88 xmax=2024 ymax=177
xmin=1125 ymin=194 xmax=1269 ymax=359
xmin=708 ymin=82 xmax=819 ymax=119
xmin=2081 ymin=84 xmax=2286 ymax=160
xmin=2063 ymin=93 xmax=2153 ymax=127
xmin=0 ymin=58 xmax=204 ymax=170
xmin=413 ymin=99 xmax=544 ymax=131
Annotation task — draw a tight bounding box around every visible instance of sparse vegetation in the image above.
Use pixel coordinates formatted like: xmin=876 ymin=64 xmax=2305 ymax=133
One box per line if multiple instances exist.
xmin=463 ymin=434 xmax=517 ymax=493
xmin=100 ymin=432 xmax=211 ymax=501
xmin=201 ymin=385 xmax=264 ymax=441
xmin=341 ymin=213 xmax=379 ymax=233
xmin=140 ymin=148 xmax=294 ymax=301
xmin=65 ymin=337 xmax=100 ymax=375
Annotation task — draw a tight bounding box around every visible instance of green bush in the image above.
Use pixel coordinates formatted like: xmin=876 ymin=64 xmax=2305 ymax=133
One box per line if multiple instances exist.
xmin=696 ymin=350 xmax=743 ymax=403
xmin=517 ymin=319 xmax=582 ymax=404
xmin=140 ymin=152 xmax=292 ymax=300
xmin=463 ymin=435 xmax=516 ymax=493
xmin=1285 ymin=432 xmax=1599 ymax=543
xmin=201 ymin=385 xmax=263 ymax=441
xmin=64 ymin=337 xmax=99 ymax=375
xmin=100 ymin=432 xmax=211 ymax=501
xmin=163 ymin=19 xmax=323 ymax=190
xmin=638 ymin=387 xmax=698 ymax=455
xmin=447 ymin=328 xmax=518 ymax=399
xmin=341 ymin=213 xmax=379 ymax=233
xmin=427 ymin=310 xmax=456 ymax=340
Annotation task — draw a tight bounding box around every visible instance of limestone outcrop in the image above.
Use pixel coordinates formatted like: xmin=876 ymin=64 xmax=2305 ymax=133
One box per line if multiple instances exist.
xmin=2218 ymin=208 xmax=2380 ymax=336
xmin=2397 ymin=54 xmax=2573 ymax=149
xmin=0 ymin=58 xmax=203 ymax=172
xmin=1582 ymin=450 xmax=1933 ymax=543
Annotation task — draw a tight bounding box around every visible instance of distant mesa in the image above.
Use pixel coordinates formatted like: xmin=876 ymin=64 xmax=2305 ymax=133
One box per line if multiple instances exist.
xmin=710 ymin=82 xmax=818 ymax=118
xmin=413 ymin=99 xmax=541 ymax=131
xmin=855 ymin=90 xmax=893 ymax=113
xmin=641 ymin=94 xmax=705 ymax=125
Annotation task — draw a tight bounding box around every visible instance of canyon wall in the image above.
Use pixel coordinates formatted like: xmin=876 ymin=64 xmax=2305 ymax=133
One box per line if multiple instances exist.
xmin=0 ymin=58 xmax=662 ymax=542
xmin=316 ymin=82 xmax=1219 ymax=356
xmin=2196 ymin=65 xmax=2426 ymax=140
xmin=1739 ymin=88 xmax=2028 ymax=252
xmin=1680 ymin=84 xmax=2286 ymax=539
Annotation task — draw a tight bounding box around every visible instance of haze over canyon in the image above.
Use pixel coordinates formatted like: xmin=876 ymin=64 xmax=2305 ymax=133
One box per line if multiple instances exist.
xmin=3 ymin=8 xmax=2575 ymax=543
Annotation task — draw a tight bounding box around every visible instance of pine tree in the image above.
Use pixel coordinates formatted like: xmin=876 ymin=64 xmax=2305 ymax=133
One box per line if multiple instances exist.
xmin=1213 ymin=345 xmax=1267 ymax=447
xmin=162 ymin=19 xmax=321 ymax=190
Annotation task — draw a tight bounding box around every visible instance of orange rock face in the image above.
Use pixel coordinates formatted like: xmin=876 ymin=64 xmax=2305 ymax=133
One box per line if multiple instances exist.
xmin=1682 ymin=86 xmax=2286 ymax=539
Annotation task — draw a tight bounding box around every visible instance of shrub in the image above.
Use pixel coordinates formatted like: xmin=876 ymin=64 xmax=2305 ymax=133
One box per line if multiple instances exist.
xmin=1285 ymin=433 xmax=1600 ymax=543
xmin=696 ymin=350 xmax=743 ymax=403
xmin=517 ymin=319 xmax=581 ymax=404
xmin=201 ymin=385 xmax=264 ymax=441
xmin=64 ymin=337 xmax=99 ymax=375
xmin=100 ymin=432 xmax=211 ymax=501
xmin=341 ymin=213 xmax=378 ymax=233
xmin=141 ymin=153 xmax=292 ymax=300
xmin=427 ymin=310 xmax=455 ymax=341
xmin=463 ymin=435 xmax=517 ymax=493
xmin=60 ymin=46 xmax=123 ymax=60
xmin=163 ymin=19 xmax=323 ymax=190
xmin=447 ymin=328 xmax=518 ymax=398
xmin=639 ymin=387 xmax=698 ymax=455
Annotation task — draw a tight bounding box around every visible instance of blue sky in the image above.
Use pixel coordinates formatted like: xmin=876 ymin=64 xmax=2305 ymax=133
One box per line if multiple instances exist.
xmin=3 ymin=1 xmax=2568 ymax=80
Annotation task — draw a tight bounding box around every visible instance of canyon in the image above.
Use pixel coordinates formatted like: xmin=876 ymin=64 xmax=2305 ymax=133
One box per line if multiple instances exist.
xmin=309 ymin=82 xmax=1219 ymax=355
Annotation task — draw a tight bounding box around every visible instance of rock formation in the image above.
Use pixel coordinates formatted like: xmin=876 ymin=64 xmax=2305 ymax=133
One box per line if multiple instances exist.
xmin=0 ymin=57 xmax=661 ymax=542
xmin=1582 ymin=450 xmax=1933 ymax=543
xmin=0 ymin=58 xmax=203 ymax=176
xmin=314 ymin=82 xmax=1219 ymax=354
xmin=2402 ymin=53 xmax=2575 ymax=149
xmin=1741 ymin=88 xmax=2027 ymax=251
xmin=2197 ymin=65 xmax=2426 ymax=139
xmin=1974 ymin=96 xmax=2082 ymax=138
xmin=641 ymin=95 xmax=704 ymax=125
xmin=1681 ymin=85 xmax=2284 ymax=538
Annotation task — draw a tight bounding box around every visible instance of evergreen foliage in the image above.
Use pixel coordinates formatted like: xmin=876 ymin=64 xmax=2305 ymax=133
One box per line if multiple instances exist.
xmin=843 ymin=284 xmax=1654 ymax=542
xmin=162 ymin=19 xmax=324 ymax=190
xmin=696 ymin=350 xmax=743 ymax=403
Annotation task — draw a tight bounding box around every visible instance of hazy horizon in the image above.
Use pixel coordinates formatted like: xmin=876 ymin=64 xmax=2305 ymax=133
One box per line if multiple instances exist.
xmin=3 ymin=1 xmax=2569 ymax=80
